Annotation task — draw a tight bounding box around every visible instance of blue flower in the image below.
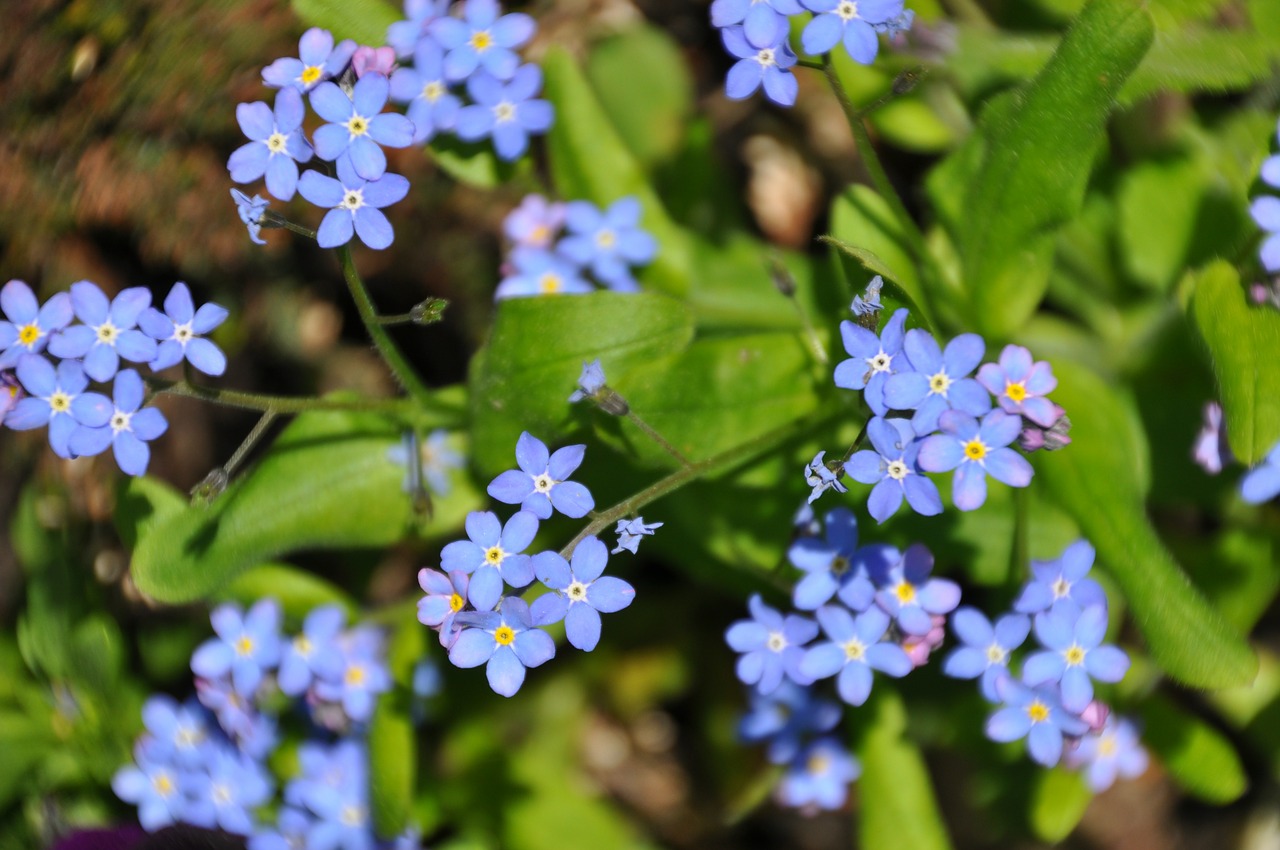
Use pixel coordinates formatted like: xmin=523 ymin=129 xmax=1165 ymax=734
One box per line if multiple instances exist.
xmin=568 ymin=358 xmax=606 ymax=403
xmin=137 ymin=282 xmax=229 ymax=375
xmin=231 ymin=189 xmax=270 ymax=245
xmin=846 ymin=416 xmax=942 ymax=523
xmin=528 ymin=536 xmax=635 ymax=651
xmin=985 ymin=676 xmax=1089 ymax=767
xmin=803 ymin=450 xmax=848 ymax=504
xmin=612 ymin=516 xmax=662 ymax=554
xmin=286 ymin=740 xmax=366 ymax=813
xmin=799 ymin=605 xmax=912 ymax=706
xmin=137 ymin=695 xmax=216 ymax=769
xmin=976 ymin=344 xmax=1059 ymax=428
xmin=505 ymin=194 xmax=566 ymax=250
xmin=1022 ymin=604 xmax=1130 ymax=713
xmin=788 ymin=507 xmax=886 ymax=611
xmin=917 ymin=409 xmax=1034 ymax=511
xmin=6 ymin=355 xmax=89 ymax=458
xmin=194 ymin=675 xmax=258 ymax=740
xmin=1242 ymin=439 xmax=1280 ymax=504
xmin=455 ymin=65 xmax=554 ymax=161
xmin=495 ymin=248 xmax=593 ymax=299
xmin=1252 ymin=194 xmax=1280 ymax=272
xmin=725 ymin=594 xmax=818 ymax=694
xmin=278 ymin=605 xmax=347 ymax=697
xmin=850 ymin=276 xmax=883 ymax=317
xmin=190 ymin=599 xmax=283 ymax=698
xmin=877 ymin=8 xmax=915 ymax=37
xmin=387 ymin=428 xmax=463 ymax=496
xmin=66 ymin=369 xmax=169 ymax=476
xmin=487 ymin=431 xmax=595 ymax=519
xmin=833 ymin=307 xmax=908 ymax=416
xmin=941 ymin=607 xmax=1030 ymax=702
xmin=720 ymin=26 xmax=799 ymax=108
xmin=261 ymin=27 xmax=357 ymax=93
xmin=1066 ymin=716 xmax=1149 ymax=792
xmin=0 ymin=369 xmax=23 ymax=427
xmin=312 ymin=626 xmax=392 ymax=723
xmin=387 ymin=0 xmax=453 ymax=58
xmin=182 ymin=745 xmax=274 ymax=836
xmin=557 ymin=197 xmax=657 ymax=291
xmin=248 ymin=807 xmax=312 ymax=850
xmin=227 ymin=88 xmax=313 ymax=201
xmin=710 ymin=0 xmax=804 ymax=47
xmin=1012 ymin=539 xmax=1107 ymax=615
xmin=738 ymin=680 xmax=841 ymax=764
xmin=0 ymin=279 xmax=73 ymax=369
xmin=303 ymin=770 xmax=375 ymax=850
xmin=883 ymin=329 xmax=991 ymax=435
xmin=776 ymin=737 xmax=861 ymax=810
xmin=448 ymin=597 xmax=555 ymax=697
xmin=298 ymin=157 xmax=411 ymax=250
xmin=46 ymin=281 xmax=157 ymax=382
xmin=309 ymin=74 xmax=415 ymax=181
xmin=800 ymin=0 xmax=905 ymax=64
xmin=389 ymin=38 xmax=461 ymax=144
xmin=112 ymin=746 xmax=187 ymax=831
xmin=1192 ymin=401 xmax=1230 ymax=475
xmin=417 ymin=567 xmax=471 ymax=647
xmin=440 ymin=510 xmax=539 ymax=610
xmin=430 ymin=0 xmax=535 ymax=82
xmin=872 ymin=543 xmax=961 ymax=636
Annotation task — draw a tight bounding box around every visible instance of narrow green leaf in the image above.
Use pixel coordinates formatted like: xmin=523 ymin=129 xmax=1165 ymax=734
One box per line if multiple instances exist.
xmin=1029 ymin=768 xmax=1092 ymax=843
xmin=829 ymin=185 xmax=933 ymax=327
xmin=857 ymin=689 xmax=953 ymax=850
xmin=541 ymin=47 xmax=692 ymax=297
xmin=218 ymin=563 xmax=359 ymax=622
xmin=960 ymin=0 xmax=1153 ymax=338
xmin=1141 ymin=696 xmax=1248 ymax=803
xmin=1038 ymin=361 xmax=1258 ymax=689
xmin=369 ymin=694 xmax=416 ymax=837
xmin=291 ymin=0 xmax=399 ymax=45
xmin=1189 ymin=260 xmax=1280 ymax=464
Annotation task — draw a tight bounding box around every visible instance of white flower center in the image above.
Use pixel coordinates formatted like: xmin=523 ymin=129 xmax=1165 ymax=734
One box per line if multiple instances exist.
xmin=341 ymin=188 xmax=365 ymax=211
xmin=756 ymin=48 xmax=776 ymax=67
xmin=212 ymin=784 xmax=233 ymax=805
xmin=110 ymin=410 xmax=132 ymax=434
xmin=885 ymin=459 xmax=909 ymax=480
xmin=843 ymin=637 xmax=866 ymax=661
xmin=985 ymin=643 xmax=1007 ymax=665
xmin=567 ymin=580 xmax=588 ymax=602
xmin=423 ymin=80 xmax=446 ymax=102
xmin=533 ymin=473 xmax=555 ymax=493
xmin=173 ymin=322 xmax=194 ymax=345
xmin=1051 ymin=577 xmax=1071 ymax=599
xmin=340 ymin=804 xmax=367 ymax=827
xmin=96 ymin=321 xmax=119 ymax=344
xmin=766 ymin=631 xmax=787 ymax=653
xmin=267 ymin=131 xmax=288 ymax=153
xmin=867 ymin=350 xmax=893 ymax=374
xmin=837 ymin=0 xmax=859 ymax=21
xmin=493 ymin=101 xmax=517 ymax=123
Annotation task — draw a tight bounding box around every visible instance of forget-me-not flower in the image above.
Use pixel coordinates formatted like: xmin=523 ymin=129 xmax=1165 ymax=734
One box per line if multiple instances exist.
xmin=800 ymin=605 xmax=912 ymax=706
xmin=1242 ymin=439 xmax=1280 ymax=504
xmin=720 ymin=26 xmax=799 ymax=108
xmin=977 ymin=344 xmax=1059 ymax=428
xmin=190 ymin=599 xmax=283 ymax=698
xmin=486 ymin=431 xmax=595 ymax=519
xmin=389 ymin=38 xmax=461 ymax=144
xmin=846 ymin=416 xmax=941 ymax=523
xmin=430 ymin=0 xmax=535 ymax=82
xmin=228 ymin=87 xmax=313 ymax=201
xmin=789 ymin=507 xmax=889 ymax=611
xmin=455 ymin=65 xmax=554 ymax=161
xmin=278 ymin=605 xmax=347 ymax=697
xmin=181 ymin=746 xmax=273 ymax=836
xmin=725 ymin=594 xmax=818 ymax=693
xmin=1022 ymin=604 xmax=1130 ymax=713
xmin=312 ymin=626 xmax=392 ymax=723
xmin=111 ymin=747 xmax=187 ymax=832
xmin=873 ymin=543 xmax=961 ymax=636
xmin=262 ymin=27 xmax=357 ymax=92
xmin=495 ymin=248 xmax=592 ymax=299
xmin=449 ymin=597 xmax=555 ymax=697
xmin=231 ymin=189 xmax=270 ymax=245
xmin=738 ymin=680 xmax=842 ymax=765
xmin=568 ymin=358 xmax=607 ymax=403
xmin=833 ymin=307 xmax=908 ymax=416
xmin=942 ymin=607 xmax=1030 ymax=702
xmin=776 ymin=737 xmax=861 ymax=811
xmin=441 ymin=509 xmax=539 ymax=610
xmin=418 ymin=567 xmax=471 ymax=647
xmin=1012 ymin=539 xmax=1107 ymax=615
xmin=137 ymin=696 xmax=215 ymax=769
xmin=6 ymin=355 xmax=89 ymax=458
xmin=800 ymin=0 xmax=905 ymax=65
xmin=883 ymin=329 xmax=990 ymax=435
xmin=528 ymin=536 xmax=635 ymax=651
xmin=47 ymin=281 xmax=157 ymax=382
xmin=917 ymin=409 xmax=1034 ymax=511
xmin=67 ymin=369 xmax=169 ymax=476
xmin=613 ymin=517 xmax=662 ymax=554
xmin=0 ymin=280 xmax=73 ymax=369
xmin=1066 ymin=716 xmax=1149 ymax=792
xmin=506 ymin=194 xmax=566 ymax=250
xmin=710 ymin=0 xmax=804 ymax=47
xmin=850 ymin=276 xmax=884 ymax=318
xmin=985 ymin=676 xmax=1089 ymax=767
xmin=557 ymin=197 xmax=657 ymax=291
xmin=310 ymin=73 xmax=415 ymax=181
xmin=138 ymin=282 xmax=229 ymax=375
xmin=803 ymin=450 xmax=848 ymax=503
xmin=387 ymin=0 xmax=453 ymax=57
xmin=298 ymin=157 xmax=411 ymax=250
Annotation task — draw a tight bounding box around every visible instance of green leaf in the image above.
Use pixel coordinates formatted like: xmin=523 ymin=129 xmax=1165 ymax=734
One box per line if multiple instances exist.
xmin=1038 ymin=361 xmax=1257 ymax=689
xmin=1028 ymin=769 xmax=1092 ymax=843
xmin=291 ymin=0 xmax=398 ymax=45
xmin=857 ymin=689 xmax=953 ymax=850
xmin=1122 ymin=29 xmax=1280 ymax=102
xmin=541 ymin=47 xmax=692 ymax=297
xmin=469 ymin=292 xmax=694 ymax=474
xmin=0 ymin=712 xmax=52 ymax=809
xmin=829 ymin=185 xmax=934 ymax=328
xmin=1141 ymin=696 xmax=1248 ymax=803
xmin=217 ymin=563 xmax=359 ymax=623
xmin=1117 ymin=155 xmax=1205 ymax=292
xmin=369 ymin=693 xmax=416 ymax=837
xmin=426 ymin=136 xmax=525 ymax=189
xmin=818 ymin=235 xmax=937 ymax=334
xmin=1189 ymin=260 xmax=1280 ymax=464
xmin=958 ymin=0 xmax=1153 ymax=338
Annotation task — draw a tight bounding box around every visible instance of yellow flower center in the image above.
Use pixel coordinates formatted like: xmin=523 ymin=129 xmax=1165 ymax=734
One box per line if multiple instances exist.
xmin=1063 ymin=645 xmax=1086 ymax=666
xmin=346 ymin=115 xmax=369 ymax=137
xmin=293 ymin=635 xmax=313 ymax=657
xmin=449 ymin=592 xmax=465 ymax=612
xmin=928 ymin=371 xmax=952 ymax=395
xmin=484 ymin=545 xmax=506 ymax=566
xmin=963 ymin=438 xmax=987 ymax=461
xmin=1098 ymin=734 xmax=1118 ymax=757
xmin=18 ymin=324 xmax=40 ymax=346
xmin=469 ymin=30 xmax=493 ymax=51
xmin=529 ymin=224 xmax=549 ymax=245
xmin=152 ymin=772 xmax=175 ymax=797
xmin=345 ymin=664 xmax=366 ymax=686
xmin=267 ymin=132 xmax=288 ymax=153
xmin=807 ymin=753 xmax=831 ymax=775
xmin=301 ymin=65 xmax=323 ymax=86
xmin=235 ymin=636 xmax=254 ymax=657
xmin=48 ymin=391 xmax=71 ymax=413
xmin=595 ymin=229 xmax=617 ymax=250
xmin=494 ymin=625 xmax=515 ymax=646
xmin=1026 ymin=700 xmax=1050 ymax=723
xmin=894 ymin=581 xmax=916 ymax=604
xmin=537 ymin=275 xmax=562 ymax=295
xmin=1005 ymin=381 xmax=1028 ymax=403
xmin=843 ymin=638 xmax=866 ymax=661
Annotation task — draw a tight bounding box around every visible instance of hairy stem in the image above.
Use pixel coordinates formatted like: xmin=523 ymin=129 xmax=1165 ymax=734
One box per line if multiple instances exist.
xmin=150 ymin=377 xmax=411 ymax=415
xmin=625 ymin=410 xmax=694 ymax=469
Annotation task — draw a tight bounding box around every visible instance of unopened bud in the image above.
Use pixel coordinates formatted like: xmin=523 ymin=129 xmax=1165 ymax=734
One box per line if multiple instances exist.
xmin=892 ymin=67 xmax=924 ymax=96
xmin=767 ymin=256 xmax=797 ymax=298
xmin=1017 ymin=406 xmax=1072 ymax=453
xmin=191 ymin=468 xmax=229 ymax=505
xmin=597 ymin=389 xmax=630 ymax=416
xmin=410 ymin=297 xmax=448 ymax=325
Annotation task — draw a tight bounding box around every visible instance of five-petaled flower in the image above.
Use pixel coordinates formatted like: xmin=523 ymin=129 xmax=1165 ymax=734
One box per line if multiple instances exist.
xmin=486 ymin=431 xmax=595 ymax=519
xmin=67 ymin=369 xmax=169 ymax=476
xmin=0 ymin=279 xmax=73 ymax=370
xmin=441 ymin=509 xmax=539 ymax=610
xmin=833 ymin=307 xmax=908 ymax=417
xmin=298 ymin=158 xmax=411 ymax=250
xmin=309 ymin=73 xmax=415 ymax=181
xmin=725 ymin=594 xmax=818 ymax=693
xmin=138 ymin=282 xmax=230 ymax=376
xmin=917 ymin=409 xmax=1034 ymax=511
xmin=448 ymin=597 xmax=555 ymax=697
xmin=528 ymin=536 xmax=635 ymax=651
xmin=48 ymin=281 xmax=157 ymax=382
xmin=846 ymin=416 xmax=942 ymax=523
xmin=227 ymin=87 xmax=313 ymax=201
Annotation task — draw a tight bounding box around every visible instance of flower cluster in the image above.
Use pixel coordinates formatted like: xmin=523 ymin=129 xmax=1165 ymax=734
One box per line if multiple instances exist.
xmin=0 ymin=279 xmax=229 ymax=476
xmin=1250 ymin=116 xmax=1280 ymax=274
xmin=114 ymin=600 xmax=414 ymax=847
xmin=496 ymin=195 xmax=658 ymax=298
xmin=711 ymin=0 xmax=916 ymax=107
xmin=419 ymin=429 xmax=639 ymax=696
xmin=230 ymin=3 xmax=553 ymax=248
xmin=1191 ymin=398 xmax=1280 ymax=505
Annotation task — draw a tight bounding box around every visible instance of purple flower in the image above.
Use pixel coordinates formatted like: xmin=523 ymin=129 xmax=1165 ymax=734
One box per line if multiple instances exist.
xmin=231 ymin=189 xmax=270 ymax=245
xmin=1066 ymin=716 xmax=1149 ymax=792
xmin=455 ymin=65 xmax=554 ymax=161
xmin=1012 ymin=539 xmax=1107 ymax=615
xmin=430 ymin=0 xmax=535 ymax=82
xmin=1192 ymin=401 xmax=1230 ymax=474
xmin=1016 ymin=403 xmax=1072 ymax=453
xmin=738 ymin=680 xmax=841 ymax=765
xmin=190 ymin=599 xmax=283 ymax=698
xmin=448 ymin=597 xmax=555 ymax=697
xmin=873 ymin=543 xmax=961 ymax=636
xmin=710 ymin=0 xmax=804 ymax=47
xmin=66 ymin=369 xmax=168 ymax=476
xmin=227 ymin=87 xmax=313 ymax=202
xmin=883 ymin=329 xmax=990 ymax=435
xmin=137 ymin=282 xmax=229 ymax=375
xmin=47 ymin=281 xmax=157 ymax=382
xmin=1242 ymin=439 xmax=1280 ymax=504
xmin=721 ymin=26 xmax=798 ymax=108
xmin=942 ymin=607 xmax=1030 ymax=701
xmin=833 ymin=308 xmax=908 ymax=417
xmin=557 ymin=197 xmax=658 ymax=291
xmin=847 ymin=416 xmax=942 ymax=523
xmin=725 ymin=594 xmax=818 ymax=693
xmin=418 ymin=567 xmax=471 ymax=648
xmin=487 ymin=431 xmax=595 ymax=519
xmin=298 ymin=157 xmax=410 ymax=250
xmin=389 ymin=38 xmax=461 ymax=144
xmin=776 ymin=737 xmax=860 ymax=811
xmin=6 ymin=355 xmax=89 ymax=458
xmin=612 ymin=516 xmax=662 ymax=554
xmin=112 ymin=746 xmax=186 ymax=831
xmin=310 ymin=73 xmax=415 ymax=180
xmin=528 ymin=536 xmax=635 ymax=651
xmin=788 ymin=507 xmax=889 ymax=611
xmin=985 ymin=676 xmax=1089 ymax=767
xmin=1251 ymin=194 xmax=1280 ymax=272
xmin=387 ymin=0 xmax=453 ymax=57
xmin=440 ymin=509 xmax=539 ymax=610
xmin=799 ymin=605 xmax=912 ymax=706
xmin=137 ymin=696 xmax=215 ymax=769
xmin=851 ymin=277 xmax=884 ymax=317
xmin=0 ymin=279 xmax=73 ymax=369
xmin=262 ymin=27 xmax=357 ymax=92
xmin=495 ymin=248 xmax=593 ymax=299
xmin=352 ymin=45 xmax=398 ymax=78
xmin=505 ymin=194 xmax=566 ymax=250
xmin=800 ymin=0 xmax=904 ymax=65
xmin=917 ymin=409 xmax=1034 ymax=511
xmin=804 ymin=450 xmax=848 ymax=503
xmin=977 ymin=345 xmax=1059 ymax=427
xmin=312 ymin=626 xmax=392 ymax=723
xmin=1022 ymin=604 xmax=1130 ymax=713
xmin=278 ymin=605 xmax=347 ymax=697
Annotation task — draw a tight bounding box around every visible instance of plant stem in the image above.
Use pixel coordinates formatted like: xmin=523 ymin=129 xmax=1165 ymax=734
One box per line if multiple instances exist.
xmin=626 ymin=410 xmax=694 ymax=469
xmin=281 ymin=221 xmax=318 ymax=239
xmin=224 ymin=411 xmax=278 ymax=477
xmin=1010 ymin=484 xmax=1029 ymax=582
xmin=338 ymin=245 xmax=433 ymax=407
xmin=149 ymin=377 xmax=410 ymax=415
xmin=374 ymin=312 xmax=420 ymax=326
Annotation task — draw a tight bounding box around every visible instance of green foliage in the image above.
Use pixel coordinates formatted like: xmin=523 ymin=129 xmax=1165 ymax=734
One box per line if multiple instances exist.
xmin=1028 ymin=768 xmax=1092 ymax=843
xmin=370 ymin=693 xmax=417 ymax=837
xmin=1141 ymin=696 xmax=1248 ymax=802
xmin=292 ymin=0 xmax=399 ymax=45
xmin=218 ymin=563 xmax=359 ymax=622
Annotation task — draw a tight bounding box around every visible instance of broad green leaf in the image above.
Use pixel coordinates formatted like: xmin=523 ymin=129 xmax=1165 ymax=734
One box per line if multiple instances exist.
xmin=1176 ymin=529 xmax=1279 ymax=634
xmin=960 ymin=0 xmax=1152 ymax=339
xmin=1029 ymin=769 xmax=1091 ymax=843
xmin=872 ymin=98 xmax=959 ymax=154
xmin=1038 ymin=361 xmax=1257 ymax=689
xmin=1141 ymin=696 xmax=1248 ymax=803
xmin=370 ymin=693 xmax=416 ymax=837
xmin=542 ymin=47 xmax=692 ymax=297
xmin=1118 ymin=155 xmax=1204 ymax=292
xmin=686 ymin=236 xmax=828 ymax=333
xmin=857 ymin=689 xmax=952 ymax=850
xmin=818 ymin=235 xmax=937 ymax=334
xmin=427 ymin=136 xmax=525 ymax=189
xmin=468 ymin=292 xmax=694 ymax=474
xmin=292 ymin=0 xmax=398 ymax=45
xmin=0 ymin=713 xmax=52 ymax=809
xmin=218 ymin=563 xmax=359 ymax=622
xmin=123 ymin=411 xmax=477 ymax=603
xmin=1189 ymin=261 xmax=1280 ymax=464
